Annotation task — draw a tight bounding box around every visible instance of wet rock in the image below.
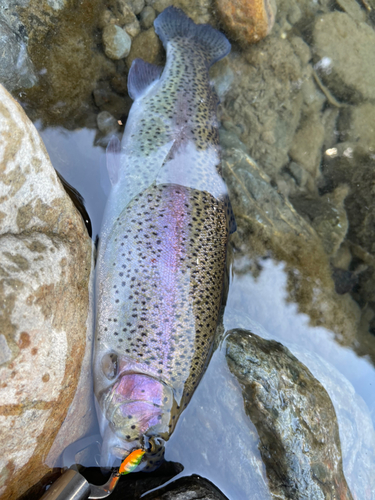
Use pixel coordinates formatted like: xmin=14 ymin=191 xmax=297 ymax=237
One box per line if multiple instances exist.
xmin=216 ymin=37 xmax=304 ymax=179
xmin=102 ymin=24 xmax=132 ymax=60
xmin=332 ymin=267 xmax=359 ymax=295
xmin=0 ymin=85 xmax=94 ymax=499
xmin=221 ymin=313 xmax=375 ymax=499
xmin=321 ymin=144 xmax=375 ymax=256
xmin=98 ymin=8 xmax=117 ymax=29
xmin=337 ymin=103 xmax=375 ymax=152
xmin=124 ymin=18 xmax=141 ymax=38
xmin=313 ymin=12 xmax=375 ymax=103
xmin=226 ymin=329 xmax=353 ymax=499
xmin=146 ymin=0 xmax=173 ymax=15
xmin=290 ymin=186 xmax=349 ymax=257
xmin=112 ymin=473 xmax=228 ymax=500
xmin=0 ymin=16 xmax=37 ymax=93
xmin=286 ymin=161 xmax=310 ymax=189
xmin=107 ymin=0 xmax=137 ymax=25
xmin=222 ymin=144 xmax=360 ymax=348
xmin=289 ymin=111 xmax=325 ymax=179
xmin=96 ymin=110 xmax=120 ymax=135
xmin=148 ymin=0 xmax=212 ymax=23
xmin=110 ymin=73 xmax=128 ymax=95
xmin=289 ymin=36 xmax=311 ymax=66
xmin=93 ymin=83 xmax=132 ymax=120
xmin=335 ymin=0 xmax=366 ymax=23
xmin=128 ymin=0 xmax=146 ymax=15
xmin=140 ymin=5 xmax=156 ymax=29
xmin=143 ymin=475 xmax=228 ymax=500
xmin=19 ymin=0 xmax=117 ymax=127
xmin=125 ymin=27 xmax=163 ymax=69
xmin=214 ymin=0 xmax=277 ymax=45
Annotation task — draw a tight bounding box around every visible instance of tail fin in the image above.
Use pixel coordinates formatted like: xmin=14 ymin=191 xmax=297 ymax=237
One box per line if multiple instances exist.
xmin=154 ymin=6 xmax=231 ymax=67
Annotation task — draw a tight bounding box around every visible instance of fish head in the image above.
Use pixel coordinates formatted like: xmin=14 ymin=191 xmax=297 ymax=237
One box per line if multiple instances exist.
xmin=96 ymin=368 xmax=174 ymax=471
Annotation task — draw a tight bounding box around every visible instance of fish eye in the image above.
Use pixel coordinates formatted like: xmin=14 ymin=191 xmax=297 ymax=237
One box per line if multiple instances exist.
xmin=101 ymin=352 xmax=118 ymax=380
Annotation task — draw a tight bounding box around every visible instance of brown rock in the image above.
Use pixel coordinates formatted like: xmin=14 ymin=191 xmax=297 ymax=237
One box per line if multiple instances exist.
xmin=0 ymin=84 xmax=94 ymax=500
xmin=125 ymin=27 xmax=163 ymax=69
xmin=215 ymin=0 xmax=277 ymax=45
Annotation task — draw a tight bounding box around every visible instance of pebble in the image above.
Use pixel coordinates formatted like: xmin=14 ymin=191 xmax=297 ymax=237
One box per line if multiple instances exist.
xmin=214 ymin=0 xmax=277 ymax=45
xmin=140 ymin=6 xmax=156 ymax=29
xmin=124 ymin=18 xmax=141 ymax=38
xmin=97 ymin=111 xmax=120 ymax=135
xmin=102 ymin=25 xmax=132 ymax=60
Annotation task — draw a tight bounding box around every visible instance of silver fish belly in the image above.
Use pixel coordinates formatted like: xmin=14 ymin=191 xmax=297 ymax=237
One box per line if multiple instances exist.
xmin=93 ymin=6 xmax=234 ymax=471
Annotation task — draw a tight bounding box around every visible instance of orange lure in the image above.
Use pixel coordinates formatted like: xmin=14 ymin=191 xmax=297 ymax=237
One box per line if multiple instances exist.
xmin=119 ymin=449 xmax=145 ymax=475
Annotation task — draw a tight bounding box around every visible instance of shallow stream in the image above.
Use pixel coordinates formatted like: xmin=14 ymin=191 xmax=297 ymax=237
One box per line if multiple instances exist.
xmin=2 ymin=0 xmax=375 ymax=498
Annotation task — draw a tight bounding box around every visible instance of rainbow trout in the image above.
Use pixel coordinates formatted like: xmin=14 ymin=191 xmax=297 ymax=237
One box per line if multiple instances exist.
xmin=93 ymin=6 xmax=235 ymax=471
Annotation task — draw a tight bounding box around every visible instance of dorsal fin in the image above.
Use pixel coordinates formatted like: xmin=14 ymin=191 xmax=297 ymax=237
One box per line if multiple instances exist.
xmin=127 ymin=59 xmax=163 ymax=101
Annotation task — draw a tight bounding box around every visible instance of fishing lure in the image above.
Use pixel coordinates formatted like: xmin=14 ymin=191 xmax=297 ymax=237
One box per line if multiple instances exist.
xmin=119 ymin=449 xmax=145 ymax=475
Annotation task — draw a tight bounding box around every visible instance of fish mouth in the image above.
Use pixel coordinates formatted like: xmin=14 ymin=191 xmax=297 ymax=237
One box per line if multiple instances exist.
xmin=97 ymin=372 xmax=173 ymax=470
xmin=99 ymin=424 xmax=166 ymax=472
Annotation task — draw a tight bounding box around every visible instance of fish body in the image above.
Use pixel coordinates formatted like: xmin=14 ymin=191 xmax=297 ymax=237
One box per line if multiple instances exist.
xmin=93 ymin=6 xmax=234 ymax=471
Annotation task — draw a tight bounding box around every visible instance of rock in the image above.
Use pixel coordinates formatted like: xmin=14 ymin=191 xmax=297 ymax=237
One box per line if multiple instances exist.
xmin=0 ymin=17 xmax=37 ymax=92
xmin=18 ymin=0 xmax=117 ymax=127
xmin=289 ymin=111 xmax=325 ymax=178
xmin=143 ymin=476 xmax=228 ymax=499
xmin=113 ymin=474 xmax=228 ymax=500
xmin=98 ymin=9 xmax=117 ymax=29
xmin=313 ymin=12 xmax=375 ymax=103
xmin=222 ymin=315 xmax=375 ymax=500
xmin=289 ymin=36 xmax=311 ymax=66
xmin=110 ymin=73 xmax=128 ymax=95
xmin=222 ymin=144 xmax=361 ymax=348
xmin=140 ymin=5 xmax=156 ymax=29
xmin=286 ymin=161 xmax=310 ymax=189
xmin=321 ymin=144 xmax=375 ymax=256
xmin=128 ymin=0 xmax=145 ymax=15
xmin=215 ymin=0 xmax=277 ymax=45
xmin=0 ymin=85 xmax=94 ymax=499
xmin=46 ymin=0 xmax=67 ymax=8
xmin=332 ymin=267 xmax=359 ymax=295
xmin=125 ymin=27 xmax=163 ymax=69
xmin=337 ymin=103 xmax=375 ymax=152
xmin=335 ymin=0 xmax=366 ymax=23
xmin=290 ymin=186 xmax=349 ymax=257
xmin=107 ymin=0 xmax=137 ymax=25
xmin=146 ymin=0 xmax=173 ymax=14
xmin=124 ymin=18 xmax=141 ymax=38
xmin=93 ymin=83 xmax=132 ymax=119
xmin=215 ymin=37 xmax=304 ymax=179
xmin=96 ymin=110 xmax=120 ymax=135
xmin=226 ymin=329 xmax=353 ymax=499
xmin=102 ymin=24 xmax=132 ymax=60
